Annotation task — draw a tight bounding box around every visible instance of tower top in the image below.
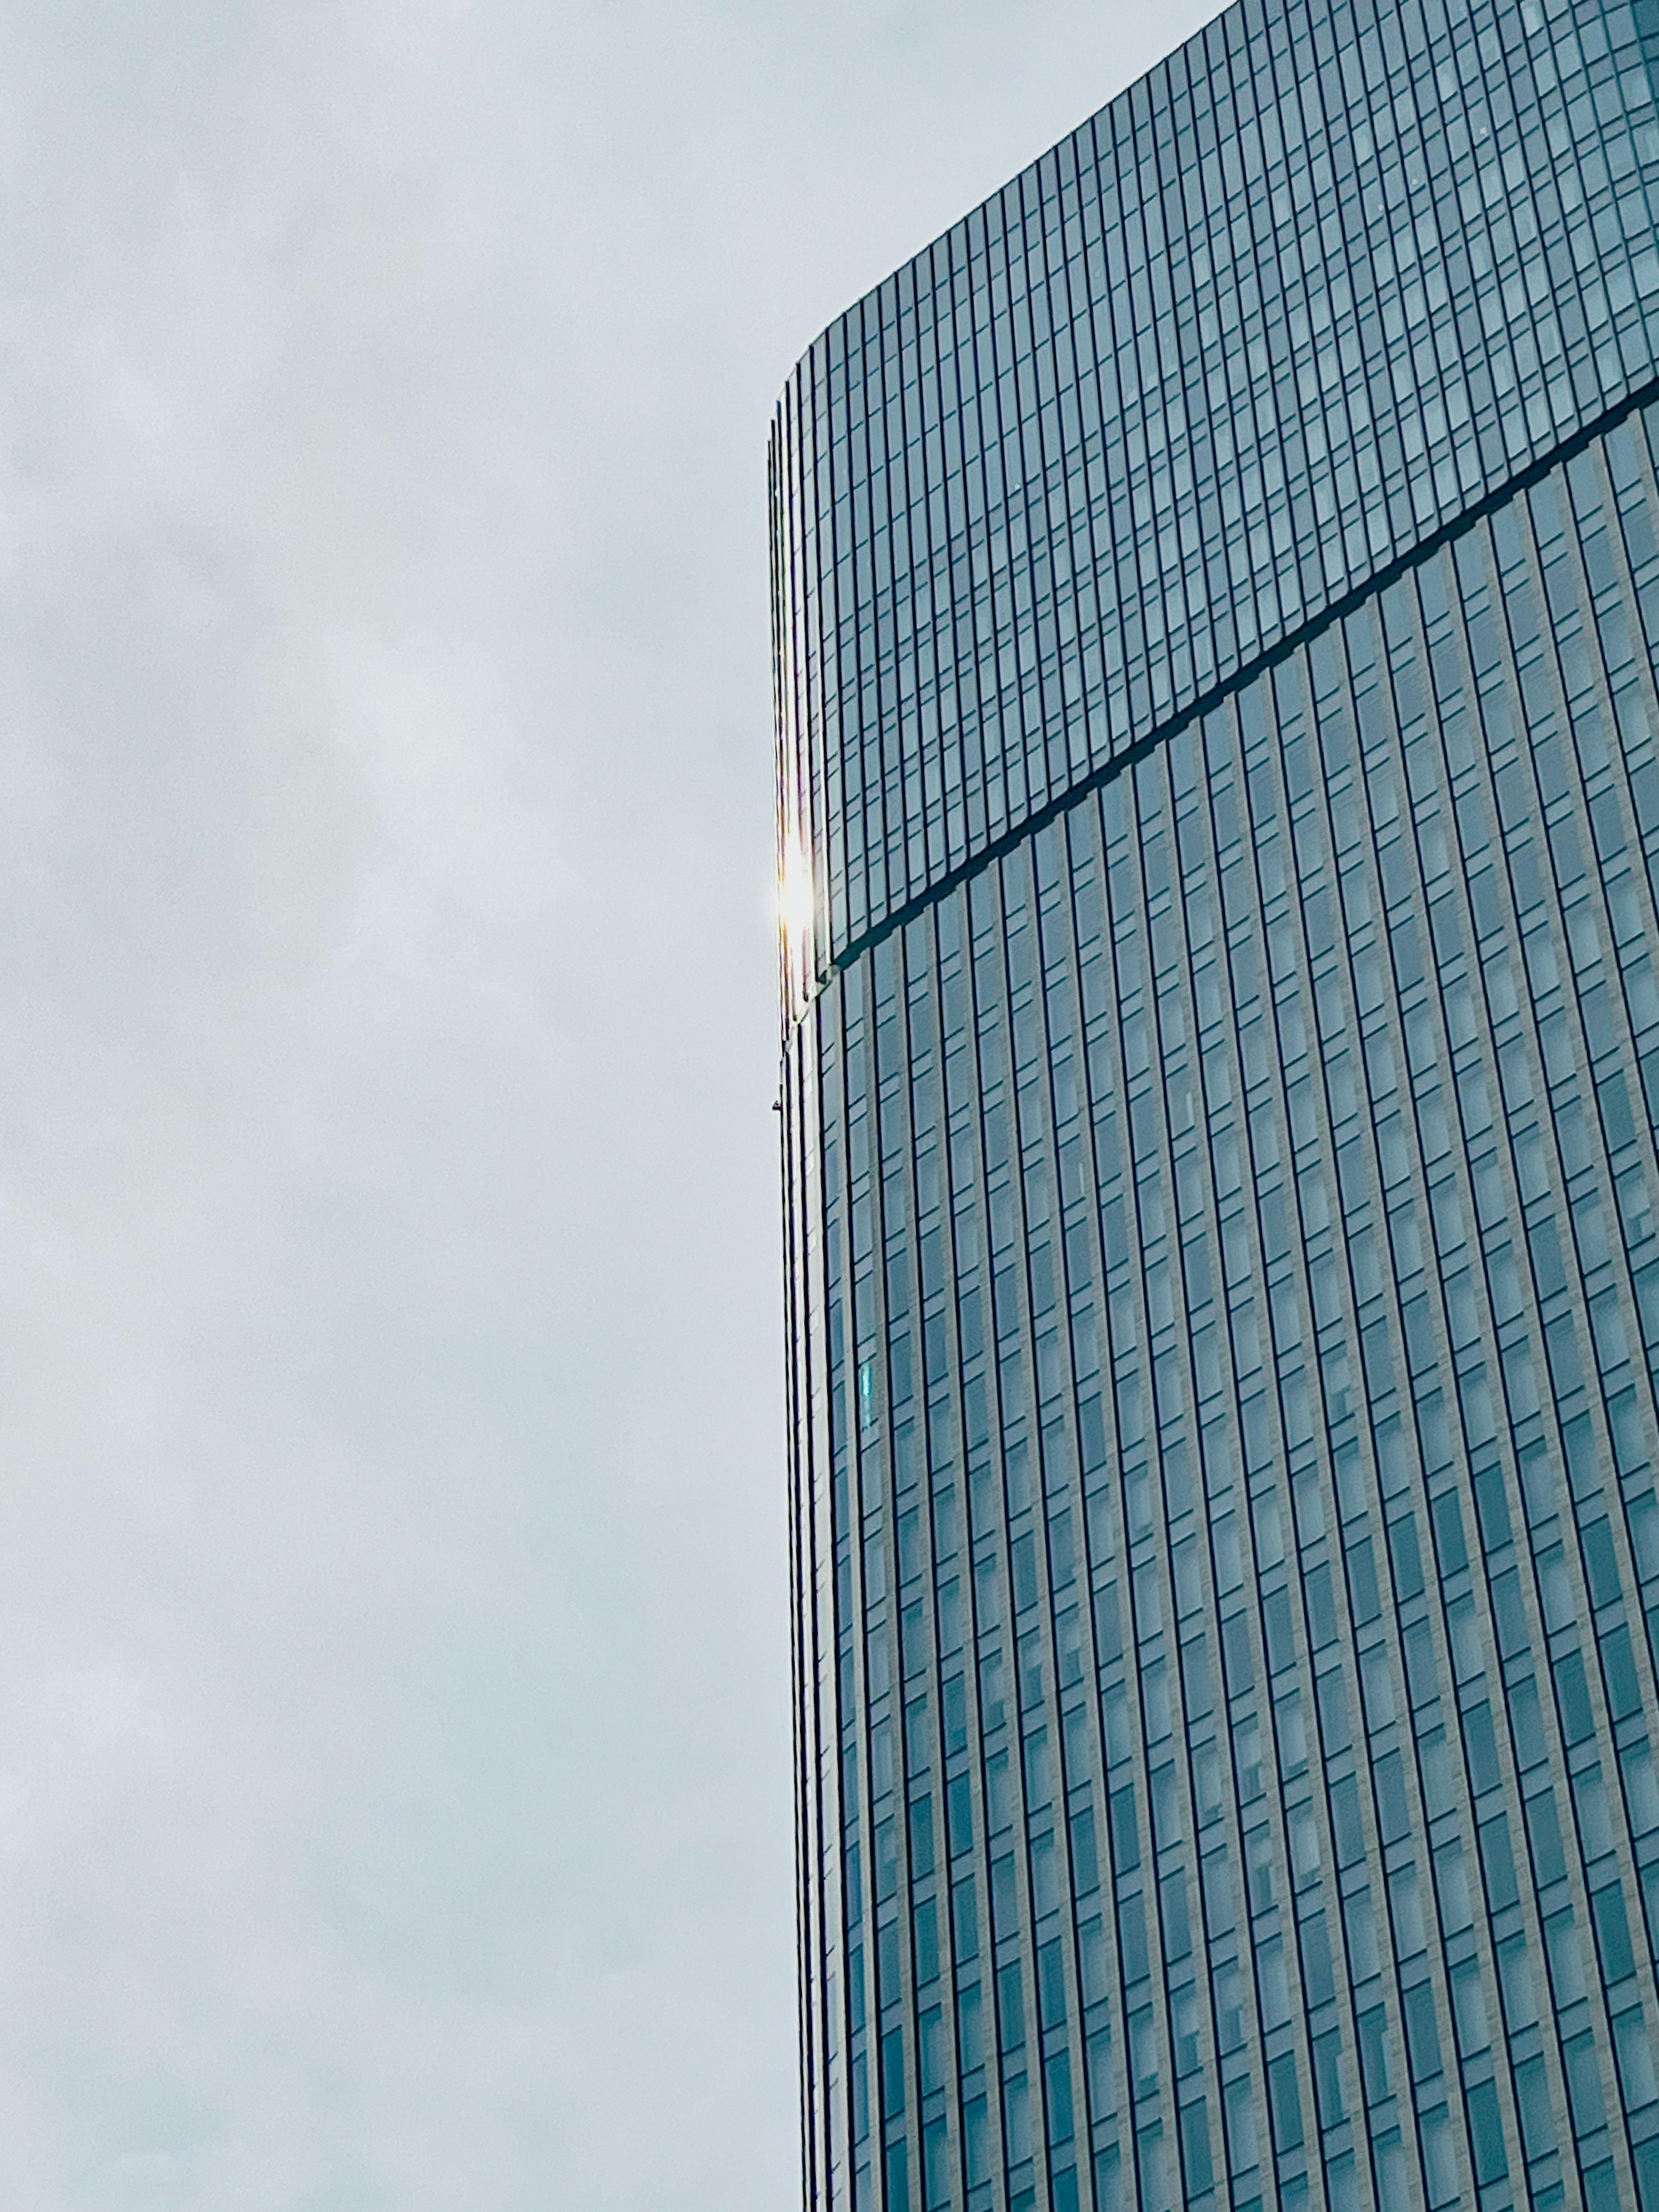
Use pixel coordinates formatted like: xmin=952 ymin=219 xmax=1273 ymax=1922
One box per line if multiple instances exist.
xmin=772 ymin=0 xmax=1659 ymax=1009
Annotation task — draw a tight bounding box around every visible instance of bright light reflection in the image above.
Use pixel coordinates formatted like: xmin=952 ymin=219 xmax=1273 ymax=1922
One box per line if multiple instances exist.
xmin=779 ymin=846 xmax=814 ymax=937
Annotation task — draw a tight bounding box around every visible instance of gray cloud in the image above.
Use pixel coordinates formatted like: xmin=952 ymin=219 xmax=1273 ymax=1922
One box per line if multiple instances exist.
xmin=0 ymin=3 xmax=1217 ymax=2204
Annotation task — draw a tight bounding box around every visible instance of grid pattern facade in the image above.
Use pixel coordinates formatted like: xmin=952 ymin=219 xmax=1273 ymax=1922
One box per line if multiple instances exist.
xmin=772 ymin=0 xmax=1659 ymax=985
xmin=775 ymin=6 xmax=1659 ymax=2212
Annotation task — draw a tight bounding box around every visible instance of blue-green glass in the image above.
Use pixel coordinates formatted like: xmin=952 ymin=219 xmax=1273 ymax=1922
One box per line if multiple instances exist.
xmin=777 ymin=5 xmax=1659 ymax=2211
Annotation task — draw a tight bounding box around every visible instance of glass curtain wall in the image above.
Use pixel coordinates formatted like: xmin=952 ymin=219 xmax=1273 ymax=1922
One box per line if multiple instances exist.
xmin=775 ymin=3 xmax=1659 ymax=2211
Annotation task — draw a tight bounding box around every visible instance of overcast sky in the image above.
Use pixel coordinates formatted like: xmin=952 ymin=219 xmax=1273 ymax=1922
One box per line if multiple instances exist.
xmin=0 ymin=4 xmax=1217 ymax=2206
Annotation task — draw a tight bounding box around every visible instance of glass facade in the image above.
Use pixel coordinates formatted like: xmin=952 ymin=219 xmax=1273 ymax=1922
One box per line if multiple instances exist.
xmin=773 ymin=5 xmax=1659 ymax=2211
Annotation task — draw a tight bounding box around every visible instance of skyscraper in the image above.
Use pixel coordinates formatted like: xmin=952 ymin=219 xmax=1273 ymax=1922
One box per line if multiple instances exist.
xmin=772 ymin=1 xmax=1659 ymax=2208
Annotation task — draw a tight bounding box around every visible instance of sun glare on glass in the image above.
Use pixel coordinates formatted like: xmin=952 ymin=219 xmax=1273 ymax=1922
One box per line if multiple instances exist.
xmin=779 ymin=848 xmax=814 ymax=937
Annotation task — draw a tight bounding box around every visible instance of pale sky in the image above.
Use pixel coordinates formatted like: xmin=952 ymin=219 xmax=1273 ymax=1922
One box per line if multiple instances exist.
xmin=0 ymin=4 xmax=1217 ymax=2205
